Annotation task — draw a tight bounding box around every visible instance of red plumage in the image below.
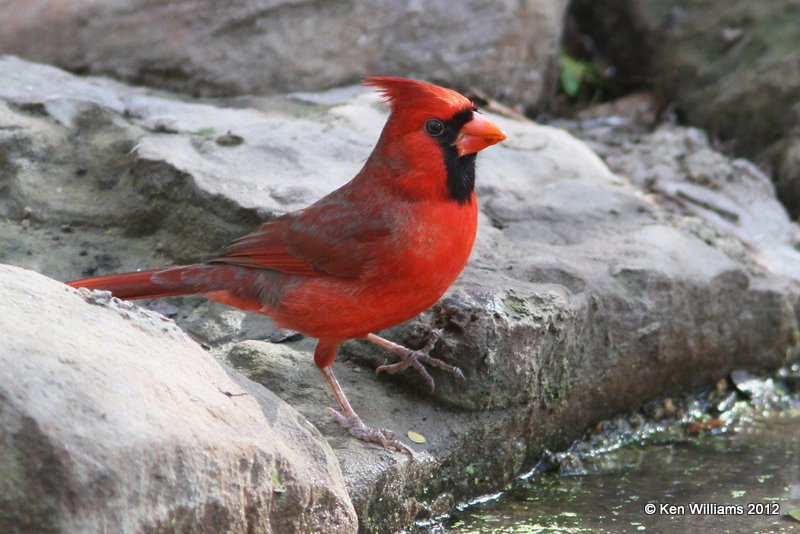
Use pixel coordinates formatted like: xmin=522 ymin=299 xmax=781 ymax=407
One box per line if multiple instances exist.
xmin=67 ymin=76 xmax=506 ymax=454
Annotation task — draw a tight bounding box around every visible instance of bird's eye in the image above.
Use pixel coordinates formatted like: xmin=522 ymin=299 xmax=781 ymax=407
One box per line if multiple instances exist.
xmin=425 ymin=119 xmax=445 ymax=137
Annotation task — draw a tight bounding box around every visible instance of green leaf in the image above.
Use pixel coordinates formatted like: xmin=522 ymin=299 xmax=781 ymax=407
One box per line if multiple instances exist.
xmin=272 ymin=469 xmax=286 ymax=494
xmin=559 ymin=52 xmax=588 ymax=97
xmin=788 ymin=509 xmax=800 ymax=522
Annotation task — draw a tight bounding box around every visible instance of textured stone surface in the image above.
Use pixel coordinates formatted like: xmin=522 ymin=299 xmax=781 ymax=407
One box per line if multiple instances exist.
xmin=0 ymin=0 xmax=567 ymax=110
xmin=0 ymin=265 xmax=356 ymax=533
xmin=568 ymin=0 xmax=800 ymax=216
xmin=1 ymin=57 xmax=799 ymax=532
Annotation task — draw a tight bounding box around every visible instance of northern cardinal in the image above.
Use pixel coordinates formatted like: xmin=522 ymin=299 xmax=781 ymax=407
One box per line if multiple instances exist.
xmin=67 ymin=77 xmax=506 ymax=454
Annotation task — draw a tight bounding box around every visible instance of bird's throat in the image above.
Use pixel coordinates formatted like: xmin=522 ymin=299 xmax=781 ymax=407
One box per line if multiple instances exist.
xmin=443 ymin=150 xmax=476 ymax=204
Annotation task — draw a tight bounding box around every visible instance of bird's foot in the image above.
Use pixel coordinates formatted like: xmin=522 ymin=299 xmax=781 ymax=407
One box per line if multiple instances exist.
xmin=368 ymin=329 xmax=466 ymax=393
xmin=325 ymin=407 xmax=414 ymax=457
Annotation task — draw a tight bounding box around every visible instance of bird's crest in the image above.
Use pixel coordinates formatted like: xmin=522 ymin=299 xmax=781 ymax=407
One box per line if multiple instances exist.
xmin=362 ymin=76 xmax=471 ymax=112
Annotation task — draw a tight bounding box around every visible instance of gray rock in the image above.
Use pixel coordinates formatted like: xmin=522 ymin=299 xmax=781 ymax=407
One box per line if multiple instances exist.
xmin=568 ymin=0 xmax=800 ymax=216
xmin=0 ymin=264 xmax=356 ymax=533
xmin=775 ymin=135 xmax=800 ymax=220
xmin=1 ymin=57 xmax=799 ymax=531
xmin=0 ymin=0 xmax=567 ymax=109
xmin=599 ymin=124 xmax=800 ymax=282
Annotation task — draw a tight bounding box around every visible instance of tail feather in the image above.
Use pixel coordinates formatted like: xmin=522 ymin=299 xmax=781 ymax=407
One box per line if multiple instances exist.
xmin=66 ymin=266 xmax=197 ymax=300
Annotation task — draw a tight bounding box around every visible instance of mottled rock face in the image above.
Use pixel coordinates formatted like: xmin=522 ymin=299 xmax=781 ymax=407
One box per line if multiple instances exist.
xmin=568 ymin=0 xmax=800 ymax=216
xmin=0 ymin=265 xmax=357 ymax=533
xmin=0 ymin=0 xmax=567 ymax=110
xmin=1 ymin=57 xmax=799 ymax=532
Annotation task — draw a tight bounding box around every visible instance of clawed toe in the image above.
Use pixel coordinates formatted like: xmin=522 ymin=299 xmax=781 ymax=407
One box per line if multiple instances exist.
xmin=368 ymin=330 xmax=465 ymax=393
xmin=325 ymin=407 xmax=414 ymax=457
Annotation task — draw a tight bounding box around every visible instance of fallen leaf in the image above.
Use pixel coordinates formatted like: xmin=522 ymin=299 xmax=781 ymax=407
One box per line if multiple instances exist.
xmin=407 ymin=431 xmax=426 ymax=444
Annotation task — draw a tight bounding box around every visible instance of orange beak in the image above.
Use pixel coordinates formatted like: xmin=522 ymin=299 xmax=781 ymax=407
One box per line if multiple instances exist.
xmin=454 ymin=113 xmax=507 ymax=157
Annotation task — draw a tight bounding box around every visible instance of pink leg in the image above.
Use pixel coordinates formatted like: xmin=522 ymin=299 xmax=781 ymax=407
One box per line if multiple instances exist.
xmin=315 ymin=339 xmax=413 ymax=456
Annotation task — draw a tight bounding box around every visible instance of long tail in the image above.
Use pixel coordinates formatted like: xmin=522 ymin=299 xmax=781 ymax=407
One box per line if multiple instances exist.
xmin=67 ymin=263 xmax=289 ymax=315
xmin=66 ymin=266 xmax=200 ymax=300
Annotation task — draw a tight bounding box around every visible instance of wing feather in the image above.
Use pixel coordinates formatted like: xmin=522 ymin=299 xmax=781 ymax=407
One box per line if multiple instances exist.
xmin=209 ymin=195 xmax=398 ymax=280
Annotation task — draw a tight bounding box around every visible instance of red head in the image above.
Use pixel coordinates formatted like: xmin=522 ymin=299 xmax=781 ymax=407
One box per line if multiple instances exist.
xmin=362 ymin=76 xmax=506 ymax=204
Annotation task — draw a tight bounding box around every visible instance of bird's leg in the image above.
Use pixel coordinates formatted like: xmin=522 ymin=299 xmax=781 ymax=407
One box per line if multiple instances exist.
xmin=366 ymin=329 xmax=466 ymax=393
xmin=320 ymin=366 xmax=414 ymax=457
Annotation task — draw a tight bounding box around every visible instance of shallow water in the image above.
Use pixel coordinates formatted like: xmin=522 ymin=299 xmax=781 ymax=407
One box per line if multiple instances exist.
xmin=431 ymin=375 xmax=800 ymax=533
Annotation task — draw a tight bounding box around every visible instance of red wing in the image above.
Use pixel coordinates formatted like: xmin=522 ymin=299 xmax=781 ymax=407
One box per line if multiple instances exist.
xmin=209 ymin=199 xmax=397 ymax=280
xmin=210 ymin=215 xmax=322 ymax=277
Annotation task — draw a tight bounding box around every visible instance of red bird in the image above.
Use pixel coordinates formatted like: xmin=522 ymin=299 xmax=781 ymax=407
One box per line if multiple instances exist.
xmin=67 ymin=77 xmax=506 ymax=454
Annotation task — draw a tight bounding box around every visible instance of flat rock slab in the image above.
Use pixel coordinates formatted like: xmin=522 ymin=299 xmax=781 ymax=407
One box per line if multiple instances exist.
xmin=1 ymin=57 xmax=799 ymax=531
